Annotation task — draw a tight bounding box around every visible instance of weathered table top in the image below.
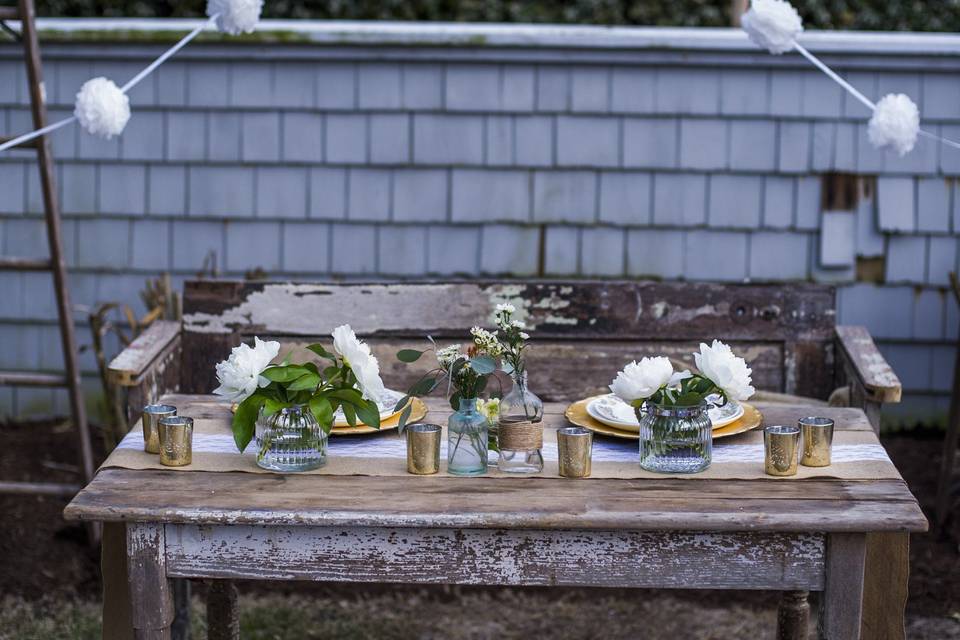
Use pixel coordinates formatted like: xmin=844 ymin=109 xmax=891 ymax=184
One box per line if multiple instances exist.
xmin=64 ymin=395 xmax=927 ymax=534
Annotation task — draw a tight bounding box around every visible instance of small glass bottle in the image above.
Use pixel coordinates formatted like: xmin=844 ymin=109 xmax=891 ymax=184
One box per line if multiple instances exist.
xmin=448 ymin=397 xmax=488 ymax=476
xmin=499 ymin=370 xmax=544 ymax=423
xmin=497 ymin=370 xmax=544 ymax=473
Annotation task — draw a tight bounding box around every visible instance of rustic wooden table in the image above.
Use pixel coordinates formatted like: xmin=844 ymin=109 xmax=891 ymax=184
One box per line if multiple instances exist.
xmin=65 ymin=395 xmax=926 ymax=640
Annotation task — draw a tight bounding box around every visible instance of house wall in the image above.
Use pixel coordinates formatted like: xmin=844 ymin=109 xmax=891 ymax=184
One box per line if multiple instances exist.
xmin=0 ymin=21 xmax=957 ymax=425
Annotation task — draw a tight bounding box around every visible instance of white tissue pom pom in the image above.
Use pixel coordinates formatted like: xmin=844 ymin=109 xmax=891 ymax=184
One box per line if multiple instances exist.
xmin=73 ymin=77 xmax=130 ymax=139
xmin=741 ymin=0 xmax=803 ymax=55
xmin=868 ymin=93 xmax=920 ymax=156
xmin=207 ymin=0 xmax=262 ymax=35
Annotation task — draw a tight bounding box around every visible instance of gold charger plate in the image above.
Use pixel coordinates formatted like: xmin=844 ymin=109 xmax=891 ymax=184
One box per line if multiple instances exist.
xmin=564 ymin=395 xmax=763 ymax=441
xmin=230 ymin=398 xmax=428 ymax=436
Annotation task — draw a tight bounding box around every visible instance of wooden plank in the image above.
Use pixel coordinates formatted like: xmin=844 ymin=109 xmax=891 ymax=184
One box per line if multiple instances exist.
xmin=207 ymin=580 xmax=239 ymax=640
xmin=165 ymin=524 xmax=826 ymax=590
xmin=860 ymin=532 xmax=909 ymax=640
xmin=0 ymin=256 xmax=50 ymax=270
xmin=182 ymin=280 xmax=836 ymax=341
xmin=818 ymin=532 xmax=867 ymax=640
xmin=65 ymin=470 xmax=927 ymax=533
xmin=109 ymin=321 xmax=182 ymax=387
xmin=0 ymin=370 xmax=68 ymax=387
xmin=835 ymin=326 xmax=902 ymax=403
xmin=0 ymin=480 xmax=79 ymax=496
xmin=126 ymin=522 xmax=173 ymax=639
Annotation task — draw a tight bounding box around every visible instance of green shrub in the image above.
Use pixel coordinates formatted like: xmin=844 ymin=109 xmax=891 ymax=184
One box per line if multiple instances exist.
xmin=30 ymin=0 xmax=960 ymax=32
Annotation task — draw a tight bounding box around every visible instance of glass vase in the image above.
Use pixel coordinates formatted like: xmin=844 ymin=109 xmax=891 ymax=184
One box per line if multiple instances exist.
xmin=496 ymin=417 xmax=544 ymax=473
xmin=255 ymin=405 xmax=328 ymax=472
xmin=448 ymin=397 xmax=488 ymax=476
xmin=499 ymin=370 xmax=544 ymax=423
xmin=637 ymin=402 xmax=712 ymax=474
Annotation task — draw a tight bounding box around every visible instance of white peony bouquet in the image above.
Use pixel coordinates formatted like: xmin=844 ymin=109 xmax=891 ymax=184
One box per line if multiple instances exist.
xmin=610 ymin=340 xmax=755 ymax=408
xmin=215 ymin=324 xmax=386 ymax=452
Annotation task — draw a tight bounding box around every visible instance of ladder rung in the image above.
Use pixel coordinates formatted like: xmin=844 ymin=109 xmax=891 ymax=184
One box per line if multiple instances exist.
xmin=0 ymin=481 xmax=81 ymax=497
xmin=0 ymin=370 xmax=68 ymax=387
xmin=0 ymin=6 xmax=19 ymax=20
xmin=0 ymin=135 xmax=38 ymax=150
xmin=0 ymin=256 xmax=52 ymax=271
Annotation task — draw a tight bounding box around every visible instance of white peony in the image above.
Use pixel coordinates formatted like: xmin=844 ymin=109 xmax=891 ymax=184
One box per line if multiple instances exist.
xmin=694 ymin=340 xmax=756 ymax=402
xmin=331 ymin=324 xmax=385 ymax=403
xmin=74 ymin=77 xmax=130 ymax=139
xmin=213 ymin=336 xmax=280 ymax=402
xmin=868 ymin=93 xmax=920 ymax=157
xmin=741 ymin=0 xmax=803 ymax=55
xmin=609 ymin=357 xmax=675 ymax=405
xmin=207 ymin=0 xmax=263 ymax=35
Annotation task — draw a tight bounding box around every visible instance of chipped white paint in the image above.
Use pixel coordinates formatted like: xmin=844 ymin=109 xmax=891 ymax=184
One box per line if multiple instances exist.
xmin=543 ymin=314 xmax=579 ymax=326
xmin=485 ymin=284 xmax=530 ymax=326
xmin=165 ymin=524 xmax=826 ymax=590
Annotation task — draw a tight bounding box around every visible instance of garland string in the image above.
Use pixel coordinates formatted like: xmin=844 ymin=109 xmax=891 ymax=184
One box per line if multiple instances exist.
xmin=0 ymin=14 xmax=218 ymax=153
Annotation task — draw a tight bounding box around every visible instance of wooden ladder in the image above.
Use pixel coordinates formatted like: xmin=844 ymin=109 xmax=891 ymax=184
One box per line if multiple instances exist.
xmin=0 ymin=0 xmax=96 ymax=508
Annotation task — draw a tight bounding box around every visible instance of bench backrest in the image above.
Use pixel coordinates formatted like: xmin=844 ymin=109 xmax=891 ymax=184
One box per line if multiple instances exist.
xmin=180 ymin=280 xmax=837 ymax=401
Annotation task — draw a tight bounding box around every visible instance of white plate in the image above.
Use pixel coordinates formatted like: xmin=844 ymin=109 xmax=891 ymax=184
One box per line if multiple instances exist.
xmin=333 ymin=388 xmax=405 ymax=425
xmin=585 ymin=394 xmax=744 ymax=432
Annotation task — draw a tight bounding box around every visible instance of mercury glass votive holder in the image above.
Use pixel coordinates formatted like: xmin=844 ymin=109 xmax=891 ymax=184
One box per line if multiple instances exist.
xmin=764 ymin=425 xmax=800 ymax=477
xmin=800 ymin=416 xmax=835 ymax=467
xmin=158 ymin=416 xmax=193 ymax=467
xmin=406 ymin=423 xmax=442 ymax=475
xmin=142 ymin=404 xmax=177 ymax=454
xmin=557 ymin=426 xmax=593 ymax=478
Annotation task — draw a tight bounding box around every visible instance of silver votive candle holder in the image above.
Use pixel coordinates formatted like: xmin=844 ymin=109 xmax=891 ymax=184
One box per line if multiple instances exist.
xmin=406 ymin=423 xmax=442 ymax=475
xmin=142 ymin=404 xmax=177 ymax=454
xmin=158 ymin=416 xmax=193 ymax=467
xmin=557 ymin=426 xmax=593 ymax=478
xmin=764 ymin=425 xmax=800 ymax=477
xmin=800 ymin=416 xmax=835 ymax=467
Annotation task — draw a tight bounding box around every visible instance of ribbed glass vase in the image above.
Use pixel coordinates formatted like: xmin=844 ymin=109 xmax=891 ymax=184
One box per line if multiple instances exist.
xmin=637 ymin=402 xmax=712 ymax=474
xmin=255 ymin=405 xmax=328 ymax=472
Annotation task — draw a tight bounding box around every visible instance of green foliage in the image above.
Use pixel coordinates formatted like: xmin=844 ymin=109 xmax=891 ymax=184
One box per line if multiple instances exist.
xmin=34 ymin=0 xmax=960 ymax=31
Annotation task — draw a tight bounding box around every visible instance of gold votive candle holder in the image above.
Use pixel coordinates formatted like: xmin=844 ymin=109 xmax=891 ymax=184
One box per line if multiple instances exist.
xmin=557 ymin=426 xmax=593 ymax=478
xmin=763 ymin=425 xmax=800 ymax=477
xmin=158 ymin=416 xmax=193 ymax=467
xmin=142 ymin=404 xmax=177 ymax=454
xmin=800 ymin=416 xmax=835 ymax=467
xmin=406 ymin=423 xmax=441 ymax=475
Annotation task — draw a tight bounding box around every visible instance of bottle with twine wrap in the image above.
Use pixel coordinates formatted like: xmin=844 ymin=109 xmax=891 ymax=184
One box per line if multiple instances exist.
xmin=497 ymin=417 xmax=544 ymax=473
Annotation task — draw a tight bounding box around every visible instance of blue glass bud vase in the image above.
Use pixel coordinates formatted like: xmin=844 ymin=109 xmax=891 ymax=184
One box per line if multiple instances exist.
xmin=637 ymin=402 xmax=712 ymax=474
xmin=448 ymin=397 xmax=488 ymax=476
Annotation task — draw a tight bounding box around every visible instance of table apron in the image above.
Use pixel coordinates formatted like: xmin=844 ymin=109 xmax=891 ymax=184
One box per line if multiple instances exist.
xmin=163 ymin=524 xmax=826 ymax=591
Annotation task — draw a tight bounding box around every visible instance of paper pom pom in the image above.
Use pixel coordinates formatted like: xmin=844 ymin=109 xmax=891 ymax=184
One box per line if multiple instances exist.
xmin=207 ymin=0 xmax=262 ymax=35
xmin=741 ymin=0 xmax=804 ymax=55
xmin=73 ymin=77 xmax=130 ymax=139
xmin=868 ymin=93 xmax=920 ymax=156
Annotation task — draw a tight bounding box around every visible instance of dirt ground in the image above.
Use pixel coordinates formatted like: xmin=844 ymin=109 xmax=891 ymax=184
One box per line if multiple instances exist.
xmin=1 ymin=419 xmax=958 ymax=638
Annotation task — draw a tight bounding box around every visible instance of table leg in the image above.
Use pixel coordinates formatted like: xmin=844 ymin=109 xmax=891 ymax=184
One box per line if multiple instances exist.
xmin=103 ymin=522 xmax=133 ymax=640
xmin=861 ymin=532 xmax=909 ymax=640
xmin=776 ymin=590 xmax=809 ymax=640
xmin=126 ymin=522 xmax=174 ymax=640
xmin=818 ymin=533 xmax=867 ymax=640
xmin=171 ymin=579 xmax=191 ymax=640
xmin=207 ymin=580 xmax=240 ymax=640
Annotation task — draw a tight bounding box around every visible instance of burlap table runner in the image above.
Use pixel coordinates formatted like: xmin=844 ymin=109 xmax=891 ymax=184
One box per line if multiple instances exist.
xmin=101 ymin=416 xmax=899 ymax=480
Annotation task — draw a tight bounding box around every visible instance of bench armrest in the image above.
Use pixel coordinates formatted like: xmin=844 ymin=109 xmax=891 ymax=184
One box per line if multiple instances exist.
xmin=834 ymin=325 xmax=901 ymax=430
xmin=108 ymin=320 xmax=182 ymax=426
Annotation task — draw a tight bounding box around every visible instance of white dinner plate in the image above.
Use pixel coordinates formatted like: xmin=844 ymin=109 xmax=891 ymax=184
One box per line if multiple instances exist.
xmin=585 ymin=393 xmax=744 ymax=432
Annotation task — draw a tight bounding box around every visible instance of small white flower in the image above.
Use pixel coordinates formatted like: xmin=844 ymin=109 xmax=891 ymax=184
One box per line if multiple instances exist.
xmin=510 ymin=319 xmax=526 ymax=329
xmin=495 ymin=303 xmax=515 ymax=314
xmin=74 ymin=77 xmax=130 ymax=139
xmin=471 ymin=327 xmax=504 ymax=357
xmin=207 ymin=0 xmax=263 ymax=35
xmin=331 ymin=324 xmax=386 ymax=403
xmin=213 ymin=336 xmax=280 ymax=402
xmin=476 ymin=397 xmax=500 ymax=422
xmin=436 ymin=344 xmax=462 ymax=369
xmin=868 ymin=93 xmax=920 ymax=157
xmin=741 ymin=0 xmax=803 ymax=55
xmin=694 ymin=340 xmax=756 ymax=402
xmin=519 ymin=332 xmax=530 ymax=340
xmin=609 ymin=357 xmax=675 ymax=404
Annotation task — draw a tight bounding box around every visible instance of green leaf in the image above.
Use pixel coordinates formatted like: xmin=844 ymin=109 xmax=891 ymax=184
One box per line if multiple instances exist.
xmin=449 ymin=391 xmax=461 ymax=412
xmin=260 ymin=365 xmax=310 ymax=383
xmin=406 ymin=375 xmax=439 ymax=398
xmin=342 ymin=402 xmax=357 ymax=428
xmin=396 ymin=348 xmax=425 ymax=363
xmin=675 ymin=392 xmax=703 ymax=407
xmin=354 ymin=399 xmax=381 ymax=429
xmin=307 ymin=344 xmax=335 ymax=361
xmin=393 ymin=395 xmax=410 ymax=413
xmin=262 ymin=397 xmax=285 ymax=417
xmin=287 ymin=372 xmax=321 ymax=391
xmin=232 ymin=394 xmax=264 ymax=452
xmin=309 ymin=396 xmax=334 ymax=434
xmin=469 ymin=355 xmax=496 ymax=375
xmin=396 ymin=403 xmax=413 ymax=432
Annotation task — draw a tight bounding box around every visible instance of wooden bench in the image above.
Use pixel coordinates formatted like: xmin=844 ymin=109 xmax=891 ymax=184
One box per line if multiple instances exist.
xmin=95 ymin=278 xmax=913 ymax=640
